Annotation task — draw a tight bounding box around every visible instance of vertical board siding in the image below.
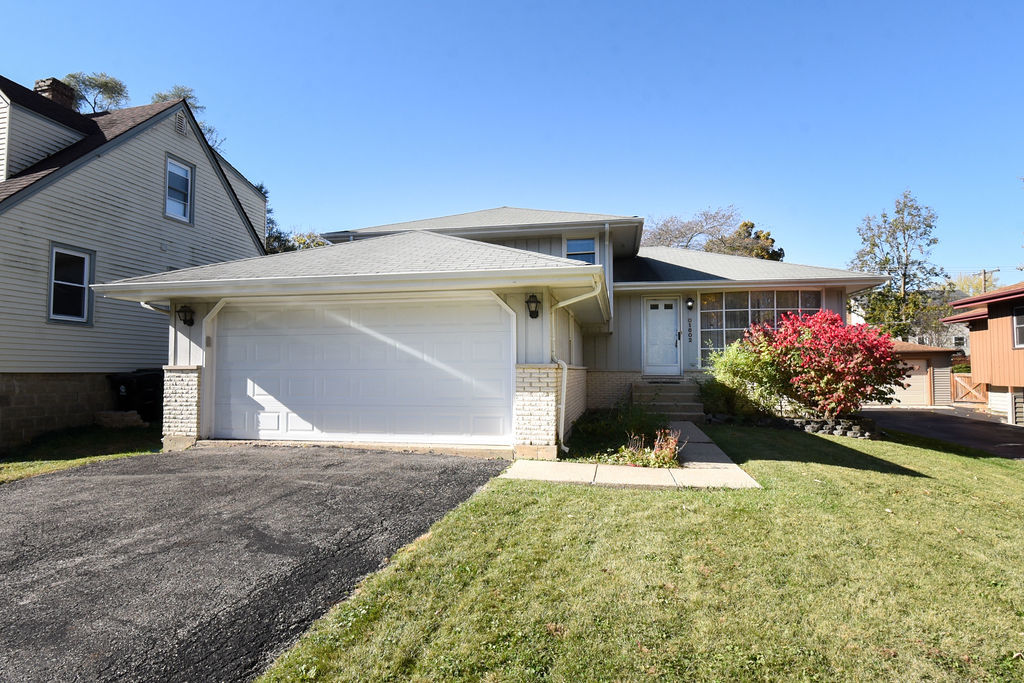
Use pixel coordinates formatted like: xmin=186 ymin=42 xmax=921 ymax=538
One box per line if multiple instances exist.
xmin=931 ymin=357 xmax=952 ymax=406
xmin=824 ymin=287 xmax=846 ymax=320
xmin=969 ymin=302 xmax=1024 ymax=386
xmin=5 ymin=105 xmax=84 ymax=176
xmin=0 ymin=113 xmax=263 ymax=372
xmin=0 ymin=97 xmax=9 ymax=180
xmin=488 ymin=236 xmax=562 ymax=257
xmin=584 ymin=293 xmax=642 ymax=371
xmin=500 ymin=292 xmax=547 ymax=364
xmin=220 ymin=163 xmax=266 ymax=240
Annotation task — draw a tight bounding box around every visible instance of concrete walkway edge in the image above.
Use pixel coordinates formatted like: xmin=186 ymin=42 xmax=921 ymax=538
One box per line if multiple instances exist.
xmin=500 ymin=421 xmax=760 ymax=489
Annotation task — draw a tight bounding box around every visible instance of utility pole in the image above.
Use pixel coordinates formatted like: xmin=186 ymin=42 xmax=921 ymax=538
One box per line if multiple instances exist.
xmin=980 ymin=268 xmax=999 ymax=292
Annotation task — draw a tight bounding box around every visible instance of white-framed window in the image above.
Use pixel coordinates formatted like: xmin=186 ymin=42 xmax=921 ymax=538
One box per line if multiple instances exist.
xmin=698 ymin=289 xmax=823 ymax=365
xmin=954 ymin=336 xmax=965 ymax=348
xmin=1014 ymin=307 xmax=1024 ymax=348
xmin=49 ymin=245 xmax=92 ymax=323
xmin=165 ymin=157 xmax=194 ymax=221
xmin=565 ymin=237 xmax=596 ymax=264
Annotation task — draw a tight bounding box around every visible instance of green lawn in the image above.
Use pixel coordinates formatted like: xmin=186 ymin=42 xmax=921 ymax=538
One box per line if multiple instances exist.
xmin=263 ymin=427 xmax=1024 ymax=681
xmin=0 ymin=424 xmax=162 ymax=484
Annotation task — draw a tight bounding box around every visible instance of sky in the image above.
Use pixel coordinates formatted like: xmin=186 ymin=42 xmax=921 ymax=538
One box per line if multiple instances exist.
xmin=4 ymin=0 xmax=1022 ymax=277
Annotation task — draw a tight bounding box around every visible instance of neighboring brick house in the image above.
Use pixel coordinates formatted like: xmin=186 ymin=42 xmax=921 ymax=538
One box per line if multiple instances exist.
xmin=943 ymin=282 xmax=1024 ymax=425
xmin=0 ymin=75 xmax=266 ymax=449
xmin=96 ymin=207 xmax=885 ymax=458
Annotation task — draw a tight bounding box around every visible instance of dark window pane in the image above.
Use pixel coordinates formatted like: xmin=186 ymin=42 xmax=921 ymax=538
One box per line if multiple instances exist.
xmin=52 ymin=283 xmax=85 ymax=318
xmin=776 ymin=291 xmax=799 ymax=308
xmin=700 ymin=330 xmax=723 ymax=349
xmin=725 ymin=292 xmax=748 ymax=309
xmin=1017 ymin=325 xmax=1024 ymax=347
xmin=568 ymin=253 xmax=595 ymax=264
xmin=664 ymin=303 xmax=673 ymax=310
xmin=726 ymin=329 xmax=746 ymax=345
xmin=650 ymin=304 xmax=659 ymax=310
xmin=700 ymin=310 xmax=723 ymax=330
xmin=700 ymin=292 xmax=722 ymax=309
xmin=750 ymin=290 xmax=774 ymax=309
xmin=751 ymin=309 xmax=775 ymax=325
xmin=53 ymin=251 xmax=85 ymax=284
xmin=725 ymin=310 xmax=749 ymax=328
xmin=801 ymin=290 xmax=822 ymax=310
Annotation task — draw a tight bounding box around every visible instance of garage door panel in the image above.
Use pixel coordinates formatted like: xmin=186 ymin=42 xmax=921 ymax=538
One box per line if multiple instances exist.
xmin=214 ymin=300 xmax=512 ymax=444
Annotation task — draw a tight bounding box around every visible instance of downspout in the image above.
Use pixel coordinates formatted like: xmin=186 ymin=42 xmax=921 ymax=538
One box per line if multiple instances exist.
xmin=550 ymin=276 xmax=603 ymax=452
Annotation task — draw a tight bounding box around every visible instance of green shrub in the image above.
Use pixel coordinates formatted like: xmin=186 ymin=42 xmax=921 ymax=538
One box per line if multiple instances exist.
xmin=951 ymin=363 xmax=971 ymax=374
xmin=706 ymin=341 xmax=788 ymax=415
xmin=566 ymin=403 xmax=667 ymax=459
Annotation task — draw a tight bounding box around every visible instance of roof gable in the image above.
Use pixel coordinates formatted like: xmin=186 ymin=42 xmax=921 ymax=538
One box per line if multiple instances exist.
xmin=615 ymin=247 xmax=885 ymax=285
xmin=105 ymin=231 xmax=590 ymax=287
xmin=336 ymin=206 xmax=641 ymax=236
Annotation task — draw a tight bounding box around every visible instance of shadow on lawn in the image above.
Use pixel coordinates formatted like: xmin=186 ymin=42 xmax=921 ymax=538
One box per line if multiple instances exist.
xmin=712 ymin=427 xmax=929 ymax=478
xmin=0 ymin=424 xmax=162 ymax=464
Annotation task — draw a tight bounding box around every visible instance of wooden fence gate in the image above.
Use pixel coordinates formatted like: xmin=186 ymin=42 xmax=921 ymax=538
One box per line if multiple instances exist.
xmin=952 ymin=373 xmax=987 ymax=403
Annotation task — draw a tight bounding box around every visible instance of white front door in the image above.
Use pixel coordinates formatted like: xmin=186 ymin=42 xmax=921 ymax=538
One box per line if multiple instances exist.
xmin=212 ymin=298 xmax=513 ymax=445
xmin=644 ymin=297 xmax=681 ymax=375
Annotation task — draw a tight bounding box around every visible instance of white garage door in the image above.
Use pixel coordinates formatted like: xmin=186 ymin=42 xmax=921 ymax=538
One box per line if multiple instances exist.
xmin=892 ymin=359 xmax=929 ymax=405
xmin=212 ymin=298 xmax=513 ymax=444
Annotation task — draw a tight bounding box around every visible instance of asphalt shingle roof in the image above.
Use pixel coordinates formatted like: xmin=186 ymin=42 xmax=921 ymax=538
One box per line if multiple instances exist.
xmin=106 ymin=231 xmax=590 ymax=286
xmin=332 ymin=206 xmax=640 ymax=236
xmin=614 ymin=247 xmax=882 ymax=283
xmin=0 ymin=75 xmax=95 ymax=134
xmin=0 ymin=100 xmax=178 ymax=205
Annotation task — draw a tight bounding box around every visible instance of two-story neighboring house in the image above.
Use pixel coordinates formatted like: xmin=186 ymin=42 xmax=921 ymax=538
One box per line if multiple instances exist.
xmin=943 ymin=282 xmax=1024 ymax=425
xmin=95 ymin=207 xmax=884 ymax=457
xmin=0 ymin=75 xmax=266 ymax=449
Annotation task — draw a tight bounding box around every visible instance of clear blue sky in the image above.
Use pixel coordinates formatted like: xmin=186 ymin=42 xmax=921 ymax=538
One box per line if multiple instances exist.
xmin=4 ymin=0 xmax=1022 ymax=276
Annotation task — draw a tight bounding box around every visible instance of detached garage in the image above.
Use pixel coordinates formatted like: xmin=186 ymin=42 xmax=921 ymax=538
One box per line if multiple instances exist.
xmin=889 ymin=341 xmax=956 ymax=407
xmin=94 ymin=231 xmax=608 ymax=456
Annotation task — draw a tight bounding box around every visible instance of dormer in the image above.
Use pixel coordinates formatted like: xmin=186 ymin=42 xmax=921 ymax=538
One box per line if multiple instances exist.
xmin=0 ymin=77 xmax=91 ymax=181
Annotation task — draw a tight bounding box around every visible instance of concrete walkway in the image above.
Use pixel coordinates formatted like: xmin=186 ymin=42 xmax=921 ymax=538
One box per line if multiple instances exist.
xmin=500 ymin=421 xmax=761 ymax=489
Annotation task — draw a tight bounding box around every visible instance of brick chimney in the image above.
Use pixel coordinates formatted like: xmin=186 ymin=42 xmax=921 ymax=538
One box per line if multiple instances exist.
xmin=33 ymin=77 xmax=77 ymax=110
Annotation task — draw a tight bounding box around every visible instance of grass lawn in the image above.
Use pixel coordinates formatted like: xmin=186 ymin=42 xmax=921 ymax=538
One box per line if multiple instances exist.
xmin=263 ymin=426 xmax=1024 ymax=681
xmin=0 ymin=424 xmax=162 ymax=484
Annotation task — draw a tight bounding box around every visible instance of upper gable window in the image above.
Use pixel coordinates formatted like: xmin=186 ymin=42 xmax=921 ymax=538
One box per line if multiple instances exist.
xmin=566 ymin=238 xmax=596 ymax=264
xmin=165 ymin=158 xmax=194 ymax=222
xmin=1014 ymin=307 xmax=1024 ymax=348
xmin=49 ymin=245 xmax=92 ymax=323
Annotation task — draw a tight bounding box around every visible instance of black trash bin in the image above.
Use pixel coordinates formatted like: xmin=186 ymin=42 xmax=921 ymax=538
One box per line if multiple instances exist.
xmin=107 ymin=368 xmax=164 ymax=422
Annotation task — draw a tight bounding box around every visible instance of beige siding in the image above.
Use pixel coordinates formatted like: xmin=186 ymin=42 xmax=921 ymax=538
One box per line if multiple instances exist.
xmin=0 ymin=95 xmax=8 ymax=180
xmin=6 ymin=104 xmax=84 ymax=176
xmin=500 ymin=291 xmax=549 ymax=364
xmin=0 ymin=111 xmax=263 ymax=372
xmin=221 ymin=162 xmax=266 ymax=240
xmin=824 ymin=287 xmax=847 ymax=320
xmin=932 ymin=357 xmax=952 ymax=406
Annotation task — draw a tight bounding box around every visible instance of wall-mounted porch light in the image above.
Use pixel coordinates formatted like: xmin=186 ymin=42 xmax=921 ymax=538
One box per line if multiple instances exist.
xmin=525 ymin=293 xmax=541 ymax=319
xmin=176 ymin=305 xmax=195 ymax=327
xmin=686 ymin=297 xmax=695 ymax=311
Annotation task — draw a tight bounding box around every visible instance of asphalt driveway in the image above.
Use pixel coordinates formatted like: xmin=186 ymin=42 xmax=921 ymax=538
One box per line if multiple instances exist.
xmin=0 ymin=445 xmax=507 ymax=682
xmin=862 ymin=408 xmax=1024 ymax=458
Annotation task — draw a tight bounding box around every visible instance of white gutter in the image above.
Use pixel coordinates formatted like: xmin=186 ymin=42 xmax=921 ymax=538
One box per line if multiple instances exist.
xmin=139 ymin=302 xmax=170 ymax=314
xmin=549 ymin=275 xmax=603 ymax=452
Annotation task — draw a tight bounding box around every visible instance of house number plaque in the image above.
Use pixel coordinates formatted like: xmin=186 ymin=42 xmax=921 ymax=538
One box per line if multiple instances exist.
xmin=687 ymin=317 xmax=692 ymax=343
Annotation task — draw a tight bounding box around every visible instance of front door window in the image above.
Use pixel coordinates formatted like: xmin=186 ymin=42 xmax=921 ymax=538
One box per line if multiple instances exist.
xmin=644 ymin=298 xmax=680 ymax=375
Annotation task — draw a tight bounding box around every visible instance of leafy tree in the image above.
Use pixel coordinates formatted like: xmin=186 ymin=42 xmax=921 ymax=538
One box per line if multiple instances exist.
xmin=951 ymin=271 xmax=1000 ymax=296
xmin=710 ymin=310 xmax=907 ymax=418
xmin=848 ymin=190 xmax=947 ymax=338
xmin=152 ymin=85 xmax=225 ymax=151
xmin=256 ymin=183 xmax=293 ymax=253
xmin=290 ymin=231 xmax=331 ymax=250
xmin=61 ymin=72 xmax=129 ymax=113
xmin=707 ymin=221 xmax=785 ymax=261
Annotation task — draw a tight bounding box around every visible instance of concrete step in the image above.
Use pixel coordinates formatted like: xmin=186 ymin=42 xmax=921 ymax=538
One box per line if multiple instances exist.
xmin=636 ymin=401 xmax=705 ymax=412
xmin=633 ymin=385 xmax=701 ymax=396
xmin=634 ymin=391 xmax=701 ymax=402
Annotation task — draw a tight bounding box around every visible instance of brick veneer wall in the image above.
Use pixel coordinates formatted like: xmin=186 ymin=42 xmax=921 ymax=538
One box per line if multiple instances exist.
xmin=586 ymin=370 xmax=642 ymax=409
xmin=0 ymin=373 xmax=115 ymax=450
xmin=514 ymin=365 xmax=558 ymax=447
xmin=163 ymin=366 xmax=201 ymax=448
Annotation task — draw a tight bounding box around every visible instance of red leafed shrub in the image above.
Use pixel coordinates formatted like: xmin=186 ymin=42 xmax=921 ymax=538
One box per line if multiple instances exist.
xmin=734 ymin=310 xmax=907 ymax=418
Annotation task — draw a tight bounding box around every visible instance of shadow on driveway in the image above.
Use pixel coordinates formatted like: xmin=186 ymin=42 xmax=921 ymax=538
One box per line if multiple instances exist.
xmin=861 ymin=409 xmax=1024 ymax=459
xmin=0 ymin=445 xmax=507 ymax=682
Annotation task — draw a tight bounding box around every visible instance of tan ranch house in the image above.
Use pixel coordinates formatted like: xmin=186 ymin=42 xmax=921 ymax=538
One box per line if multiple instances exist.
xmin=94 ymin=207 xmax=885 ymax=457
xmin=0 ymin=75 xmax=266 ymax=448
